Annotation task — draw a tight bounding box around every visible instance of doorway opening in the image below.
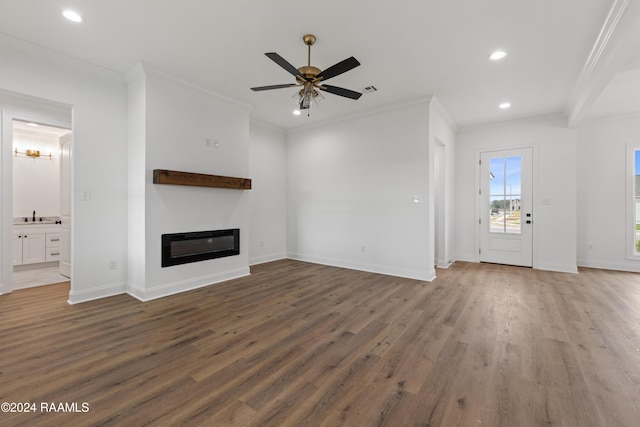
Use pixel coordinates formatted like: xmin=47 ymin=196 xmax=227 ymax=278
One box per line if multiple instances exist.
xmin=11 ymin=120 xmax=71 ymax=289
xmin=434 ymin=139 xmax=449 ymax=268
xmin=1 ymin=91 xmax=73 ymax=297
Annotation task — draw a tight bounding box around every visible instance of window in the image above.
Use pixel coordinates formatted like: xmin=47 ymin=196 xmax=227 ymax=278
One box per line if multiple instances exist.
xmin=489 ymin=156 xmax=522 ymax=234
xmin=627 ymin=145 xmax=640 ymax=259
xmin=632 ymin=149 xmax=640 ymax=256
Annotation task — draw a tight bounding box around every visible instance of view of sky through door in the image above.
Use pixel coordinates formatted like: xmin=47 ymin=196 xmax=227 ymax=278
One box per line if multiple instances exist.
xmin=634 ymin=150 xmax=640 ymax=253
xmin=489 ymin=156 xmax=522 ymax=234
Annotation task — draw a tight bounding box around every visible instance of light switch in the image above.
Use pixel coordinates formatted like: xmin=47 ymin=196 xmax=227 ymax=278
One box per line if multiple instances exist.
xmin=82 ymin=191 xmax=91 ymax=201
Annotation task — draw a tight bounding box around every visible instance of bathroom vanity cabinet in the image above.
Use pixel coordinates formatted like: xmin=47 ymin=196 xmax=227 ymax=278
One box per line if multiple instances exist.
xmin=13 ymin=224 xmax=61 ymax=266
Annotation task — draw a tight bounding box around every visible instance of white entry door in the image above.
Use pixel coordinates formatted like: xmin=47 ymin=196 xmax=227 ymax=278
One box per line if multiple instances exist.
xmin=479 ymin=148 xmax=533 ymax=267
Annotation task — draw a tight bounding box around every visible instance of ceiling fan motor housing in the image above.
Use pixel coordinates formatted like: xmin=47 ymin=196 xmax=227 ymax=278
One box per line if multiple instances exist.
xmin=297 ymin=66 xmax=322 ymax=83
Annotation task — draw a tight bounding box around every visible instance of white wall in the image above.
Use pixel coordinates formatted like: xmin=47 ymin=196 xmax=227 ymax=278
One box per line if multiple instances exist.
xmin=429 ymin=98 xmax=457 ymax=268
xmin=126 ymin=65 xmax=147 ymax=293
xmin=127 ymin=65 xmax=252 ymax=301
xmin=577 ymin=114 xmax=640 ymax=271
xmin=0 ymin=37 xmax=129 ymax=302
xmin=249 ymin=121 xmax=288 ymax=265
xmin=456 ymin=116 xmax=578 ymax=273
xmin=12 ymin=130 xmax=61 ymax=219
xmin=286 ymin=100 xmax=434 ymax=280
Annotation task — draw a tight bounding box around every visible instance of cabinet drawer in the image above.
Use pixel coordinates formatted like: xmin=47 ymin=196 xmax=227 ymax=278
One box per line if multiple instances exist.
xmin=46 ymin=233 xmax=61 ymax=247
xmin=46 ymin=247 xmax=61 ymax=262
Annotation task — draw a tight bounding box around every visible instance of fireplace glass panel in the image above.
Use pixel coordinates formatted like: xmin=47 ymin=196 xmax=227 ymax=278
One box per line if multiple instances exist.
xmin=162 ymin=229 xmax=239 ymax=267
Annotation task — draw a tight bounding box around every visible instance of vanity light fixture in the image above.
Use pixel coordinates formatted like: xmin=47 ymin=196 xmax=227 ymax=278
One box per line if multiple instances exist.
xmin=14 ymin=148 xmax=52 ymax=160
xmin=489 ymin=50 xmax=508 ymax=61
xmin=63 ymin=10 xmax=83 ymax=23
xmin=499 ymin=102 xmax=511 ymax=109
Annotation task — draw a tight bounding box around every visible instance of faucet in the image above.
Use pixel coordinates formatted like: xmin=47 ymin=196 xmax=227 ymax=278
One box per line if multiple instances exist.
xmin=32 ymin=210 xmax=36 ymax=222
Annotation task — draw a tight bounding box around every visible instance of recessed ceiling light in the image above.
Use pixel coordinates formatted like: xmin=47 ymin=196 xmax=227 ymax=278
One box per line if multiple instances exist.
xmin=489 ymin=50 xmax=508 ymax=61
xmin=63 ymin=10 xmax=83 ymax=23
xmin=293 ymin=110 xmax=301 ymax=116
xmin=499 ymin=102 xmax=511 ymax=109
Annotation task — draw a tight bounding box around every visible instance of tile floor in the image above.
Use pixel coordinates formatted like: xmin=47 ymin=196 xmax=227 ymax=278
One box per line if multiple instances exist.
xmin=13 ymin=265 xmax=69 ymax=290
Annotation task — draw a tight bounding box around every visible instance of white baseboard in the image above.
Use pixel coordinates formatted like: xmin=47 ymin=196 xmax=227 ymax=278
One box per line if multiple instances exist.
xmin=127 ymin=267 xmax=251 ymax=302
xmin=577 ymin=258 xmax=640 ymax=273
xmin=249 ymin=252 xmax=287 ymax=266
xmin=436 ymin=260 xmax=454 ymax=269
xmin=455 ymin=253 xmax=479 ymax=263
xmin=67 ymin=282 xmax=127 ymax=304
xmin=535 ymin=263 xmax=578 ymax=274
xmin=287 ymin=252 xmax=436 ymax=282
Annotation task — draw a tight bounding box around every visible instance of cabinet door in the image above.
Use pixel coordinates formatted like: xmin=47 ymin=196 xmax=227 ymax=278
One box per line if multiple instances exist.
xmin=13 ymin=234 xmax=23 ymax=265
xmin=22 ymin=233 xmax=46 ymax=264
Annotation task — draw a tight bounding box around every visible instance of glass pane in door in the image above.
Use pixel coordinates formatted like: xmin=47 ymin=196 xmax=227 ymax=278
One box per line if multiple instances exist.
xmin=489 ymin=156 xmax=522 ymax=234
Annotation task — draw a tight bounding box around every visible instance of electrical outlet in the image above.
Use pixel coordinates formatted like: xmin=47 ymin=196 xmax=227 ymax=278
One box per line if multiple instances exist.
xmin=109 ymin=260 xmax=118 ymax=270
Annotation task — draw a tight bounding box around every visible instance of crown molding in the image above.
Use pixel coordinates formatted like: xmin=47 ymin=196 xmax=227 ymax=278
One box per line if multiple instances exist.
xmin=0 ymin=32 xmax=124 ymax=83
xmin=286 ymin=96 xmax=433 ymax=135
xmin=249 ymin=118 xmax=287 ymax=134
xmin=429 ymin=96 xmax=459 ymax=132
xmin=579 ymin=109 xmax=640 ymax=127
xmin=565 ymin=0 xmax=633 ymax=127
xmin=133 ymin=61 xmax=254 ymax=112
xmin=457 ymin=112 xmax=568 ymax=133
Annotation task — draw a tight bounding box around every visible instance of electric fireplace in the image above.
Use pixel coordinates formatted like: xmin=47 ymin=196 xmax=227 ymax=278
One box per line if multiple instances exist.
xmin=161 ymin=229 xmax=240 ymax=267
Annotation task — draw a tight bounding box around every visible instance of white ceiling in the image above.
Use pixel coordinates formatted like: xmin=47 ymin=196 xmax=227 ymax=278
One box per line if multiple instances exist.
xmin=1 ymin=0 xmax=639 ymax=130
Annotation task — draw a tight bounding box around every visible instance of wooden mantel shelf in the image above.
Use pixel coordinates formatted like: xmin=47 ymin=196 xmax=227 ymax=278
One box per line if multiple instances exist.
xmin=153 ymin=169 xmax=252 ymax=190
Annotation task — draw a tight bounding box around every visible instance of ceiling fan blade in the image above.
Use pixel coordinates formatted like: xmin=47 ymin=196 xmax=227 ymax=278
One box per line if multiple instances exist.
xmin=251 ymin=83 xmax=298 ymax=91
xmin=319 ymin=84 xmax=362 ymax=100
xmin=316 ymin=57 xmax=360 ymax=81
xmin=265 ymin=52 xmax=303 ymax=78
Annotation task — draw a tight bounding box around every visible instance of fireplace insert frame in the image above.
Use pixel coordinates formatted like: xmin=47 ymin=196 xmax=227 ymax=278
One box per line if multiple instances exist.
xmin=161 ymin=228 xmax=240 ymax=267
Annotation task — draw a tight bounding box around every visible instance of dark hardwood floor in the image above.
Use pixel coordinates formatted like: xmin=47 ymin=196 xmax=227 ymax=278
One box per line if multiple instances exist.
xmin=1 ymin=260 xmax=639 ymax=426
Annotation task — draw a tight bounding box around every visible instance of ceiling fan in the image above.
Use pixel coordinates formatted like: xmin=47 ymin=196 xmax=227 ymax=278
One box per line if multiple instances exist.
xmin=251 ymin=34 xmax=362 ymax=111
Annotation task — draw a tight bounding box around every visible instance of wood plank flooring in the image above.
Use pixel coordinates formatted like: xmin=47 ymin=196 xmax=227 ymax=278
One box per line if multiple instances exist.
xmin=1 ymin=260 xmax=640 ymax=426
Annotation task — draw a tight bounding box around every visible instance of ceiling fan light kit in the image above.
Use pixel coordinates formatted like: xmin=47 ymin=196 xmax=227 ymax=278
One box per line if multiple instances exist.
xmin=251 ymin=34 xmax=362 ymax=115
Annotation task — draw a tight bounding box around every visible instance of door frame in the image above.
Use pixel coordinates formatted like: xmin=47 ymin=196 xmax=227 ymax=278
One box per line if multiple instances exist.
xmin=1 ymin=107 xmax=72 ymax=295
xmin=475 ymin=144 xmax=538 ymax=268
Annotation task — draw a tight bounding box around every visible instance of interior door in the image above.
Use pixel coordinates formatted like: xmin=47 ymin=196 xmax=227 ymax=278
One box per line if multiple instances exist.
xmin=479 ymin=148 xmax=533 ymax=267
xmin=59 ymin=134 xmax=72 ymax=278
